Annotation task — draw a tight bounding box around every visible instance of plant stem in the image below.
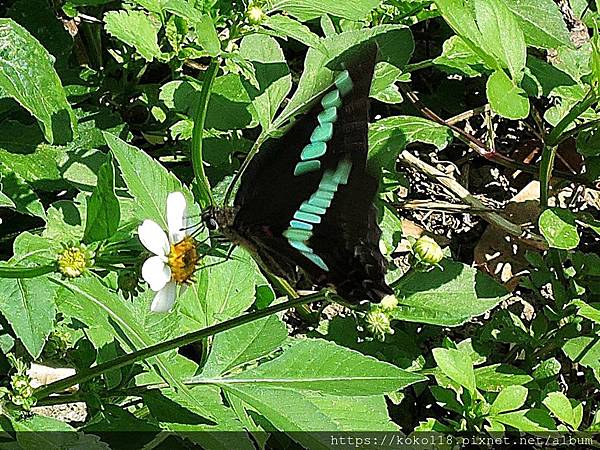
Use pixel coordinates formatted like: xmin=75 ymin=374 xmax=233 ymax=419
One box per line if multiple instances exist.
xmin=545 ymin=89 xmax=597 ymax=147
xmin=0 ymin=264 xmax=56 ymax=278
xmin=405 ymin=59 xmax=433 ymax=73
xmin=34 ymin=291 xmax=327 ymax=400
xmin=191 ymin=59 xmax=219 ymax=208
xmin=539 ymin=144 xmax=557 ymax=209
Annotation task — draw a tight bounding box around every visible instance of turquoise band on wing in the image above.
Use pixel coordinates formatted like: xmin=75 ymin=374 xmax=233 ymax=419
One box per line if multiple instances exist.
xmin=284 ymin=160 xmax=354 ymax=272
xmin=293 ymin=69 xmax=354 ymax=177
xmin=294 ymin=160 xmax=321 ymax=176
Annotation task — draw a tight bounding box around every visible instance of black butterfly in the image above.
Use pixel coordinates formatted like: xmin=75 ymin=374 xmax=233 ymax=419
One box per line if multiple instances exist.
xmin=203 ymin=43 xmax=393 ymax=305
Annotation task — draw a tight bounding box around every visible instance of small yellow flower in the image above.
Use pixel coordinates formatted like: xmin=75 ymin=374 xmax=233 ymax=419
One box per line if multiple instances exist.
xmin=412 ymin=235 xmax=444 ymax=265
xmin=57 ymin=244 xmax=93 ymax=278
xmin=138 ymin=192 xmax=199 ymax=313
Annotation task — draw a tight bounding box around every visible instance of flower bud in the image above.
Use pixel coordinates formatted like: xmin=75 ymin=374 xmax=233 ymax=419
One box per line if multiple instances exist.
xmin=379 ymin=294 xmax=398 ymax=311
xmin=247 ymin=4 xmax=266 ymax=25
xmin=413 ymin=235 xmax=443 ymax=265
xmin=365 ymin=309 xmax=394 ymax=341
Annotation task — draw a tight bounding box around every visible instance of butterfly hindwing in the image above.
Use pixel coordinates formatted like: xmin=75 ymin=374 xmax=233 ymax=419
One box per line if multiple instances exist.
xmin=229 ymin=42 xmax=391 ymax=303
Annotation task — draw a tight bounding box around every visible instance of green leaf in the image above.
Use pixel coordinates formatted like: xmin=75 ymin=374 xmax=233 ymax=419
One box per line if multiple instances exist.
xmin=195 ymin=339 xmax=426 ymax=395
xmin=193 ymin=15 xmax=220 ymax=56
xmin=0 ymin=188 xmax=14 ymax=207
xmin=0 ymin=276 xmax=57 ymax=358
xmin=390 ymin=260 xmax=508 ymax=326
xmin=178 ymin=247 xmax=268 ymax=329
xmin=10 ymin=414 xmax=103 ymax=448
xmin=222 ymin=388 xmax=398 ymax=448
xmin=489 ymin=385 xmax=528 ymax=415
xmin=84 ymin=159 xmax=120 ymax=243
xmin=143 ymin=386 xmax=254 ymax=450
xmin=433 ymin=347 xmax=476 ymax=393
xmin=562 ymin=336 xmax=600 ymax=369
xmin=370 ymin=62 xmax=405 ymax=103
xmin=486 ymin=69 xmax=530 ymax=119
xmin=493 ymin=409 xmax=557 ymax=431
xmin=239 ymin=34 xmax=292 ymax=130
xmin=160 ymin=74 xmax=256 ymax=130
xmin=55 ymin=276 xmax=215 ymax=420
xmin=104 ymin=10 xmax=161 ymax=61
xmin=368 ymin=116 xmax=453 ymax=170
xmin=9 ymin=0 xmax=73 ymax=64
xmin=264 ymin=14 xmax=322 ymax=49
xmin=434 ymin=0 xmax=498 ymax=70
xmin=0 ymin=19 xmax=74 ymax=144
xmin=572 ymin=300 xmax=600 ymax=324
xmin=0 ymin=160 xmax=44 ymax=219
xmin=106 ymin=132 xmax=196 ymax=228
xmin=543 ymin=391 xmax=582 ymax=429
xmin=270 ymin=0 xmax=380 ymax=22
xmin=434 ymin=35 xmax=488 ymax=77
xmin=201 ymin=315 xmax=288 ymax=377
xmin=538 ymin=207 xmax=580 ymax=249
xmin=504 ymin=0 xmax=572 ymax=49
xmin=474 ymin=0 xmax=526 ymax=81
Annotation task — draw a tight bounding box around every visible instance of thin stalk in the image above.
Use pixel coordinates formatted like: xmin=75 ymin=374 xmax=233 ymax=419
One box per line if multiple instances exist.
xmin=34 ymin=291 xmax=327 ymax=399
xmin=539 ymin=144 xmax=557 ymax=209
xmin=545 ymin=89 xmax=598 ymax=147
xmin=191 ymin=59 xmax=219 ymax=208
xmin=404 ymin=59 xmax=433 ymax=73
xmin=0 ymin=264 xmax=56 ymax=279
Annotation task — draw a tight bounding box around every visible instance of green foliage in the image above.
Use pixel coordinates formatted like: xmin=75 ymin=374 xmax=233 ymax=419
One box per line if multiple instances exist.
xmin=0 ymin=0 xmax=598 ymax=445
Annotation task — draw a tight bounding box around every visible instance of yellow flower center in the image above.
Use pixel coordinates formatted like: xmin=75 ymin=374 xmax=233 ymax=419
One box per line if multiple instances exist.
xmin=167 ymin=236 xmax=199 ymax=283
xmin=57 ymin=246 xmax=91 ymax=278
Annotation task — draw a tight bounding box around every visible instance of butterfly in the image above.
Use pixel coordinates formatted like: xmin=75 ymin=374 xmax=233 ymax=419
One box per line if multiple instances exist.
xmin=203 ymin=42 xmax=393 ymax=306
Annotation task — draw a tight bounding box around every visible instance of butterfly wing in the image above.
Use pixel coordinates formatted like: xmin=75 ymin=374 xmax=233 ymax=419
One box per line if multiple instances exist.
xmin=230 ymin=42 xmax=392 ymax=303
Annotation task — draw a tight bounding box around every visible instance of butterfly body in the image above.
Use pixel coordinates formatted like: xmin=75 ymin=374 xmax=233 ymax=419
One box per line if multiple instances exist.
xmin=206 ymin=43 xmax=393 ymax=305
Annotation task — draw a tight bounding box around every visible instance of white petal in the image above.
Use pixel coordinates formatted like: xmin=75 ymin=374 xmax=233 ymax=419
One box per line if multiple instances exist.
xmin=142 ymin=256 xmax=171 ymax=291
xmin=167 ymin=192 xmax=187 ymax=243
xmin=138 ymin=220 xmax=170 ymax=256
xmin=150 ymin=281 xmax=177 ymax=313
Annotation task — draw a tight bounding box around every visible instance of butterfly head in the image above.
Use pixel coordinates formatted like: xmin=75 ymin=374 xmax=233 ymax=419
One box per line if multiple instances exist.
xmin=201 ymin=207 xmax=220 ymax=231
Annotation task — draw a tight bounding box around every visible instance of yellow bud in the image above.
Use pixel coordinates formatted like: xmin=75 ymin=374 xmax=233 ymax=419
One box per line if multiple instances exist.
xmin=247 ymin=5 xmax=266 ymax=25
xmin=379 ymin=294 xmax=398 ymax=310
xmin=413 ymin=235 xmax=443 ymax=265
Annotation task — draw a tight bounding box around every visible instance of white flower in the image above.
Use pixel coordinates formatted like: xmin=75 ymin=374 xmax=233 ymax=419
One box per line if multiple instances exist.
xmin=138 ymin=192 xmax=198 ymax=313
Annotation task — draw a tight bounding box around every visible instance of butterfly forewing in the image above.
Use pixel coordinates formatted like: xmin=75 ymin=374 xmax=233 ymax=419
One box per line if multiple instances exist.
xmin=223 ymin=42 xmax=392 ymax=303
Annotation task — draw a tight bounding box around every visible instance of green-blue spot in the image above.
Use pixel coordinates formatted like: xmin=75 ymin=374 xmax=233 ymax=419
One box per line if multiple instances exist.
xmin=290 ymin=220 xmax=313 ymax=231
xmin=283 ymin=228 xmax=312 ymax=241
xmin=309 ymin=196 xmax=331 ymax=209
xmin=318 ymin=107 xmax=337 ymax=125
xmin=333 ymin=160 xmax=352 ymax=185
xmin=303 ymin=251 xmax=329 ymax=271
xmin=300 ymin=201 xmax=326 ymax=215
xmin=319 ymin=176 xmax=339 ymax=193
xmin=294 ymin=210 xmax=321 ymax=224
xmin=335 ymin=70 xmax=353 ymax=96
xmin=321 ymin=89 xmax=342 ymax=109
xmin=301 ymin=142 xmax=326 ymax=160
xmin=289 ymin=240 xmax=313 ymax=254
xmin=294 ymin=160 xmax=320 ymax=176
xmin=315 ymin=189 xmax=335 ymax=200
xmin=310 ymin=122 xmax=333 ymax=143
